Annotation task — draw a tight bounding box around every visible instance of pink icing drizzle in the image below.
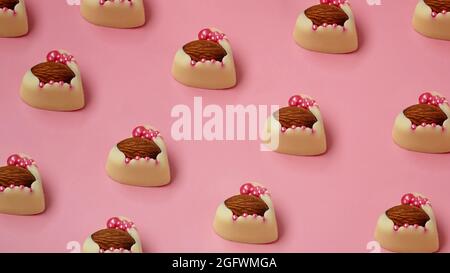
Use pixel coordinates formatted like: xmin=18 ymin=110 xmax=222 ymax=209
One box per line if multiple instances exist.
xmin=106 ymin=217 xmax=134 ymax=231
xmin=6 ymin=154 xmax=35 ymax=169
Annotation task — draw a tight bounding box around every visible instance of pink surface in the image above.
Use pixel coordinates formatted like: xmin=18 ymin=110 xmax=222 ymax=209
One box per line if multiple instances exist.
xmin=0 ymin=0 xmax=449 ymax=253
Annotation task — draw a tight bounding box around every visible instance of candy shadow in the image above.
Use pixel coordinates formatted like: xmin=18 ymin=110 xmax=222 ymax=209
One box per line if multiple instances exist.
xmin=143 ymin=0 xmax=152 ymax=26
xmin=79 ymin=71 xmax=94 ymax=111
xmin=437 ymin=221 xmax=447 ymax=252
xmin=39 ymin=170 xmax=53 ymax=214
xmin=232 ymin=51 xmax=244 ymax=89
xmin=273 ymin=204 xmax=285 ymax=244
xmin=356 ymin=22 xmax=366 ymax=52
xmin=24 ymin=1 xmax=35 ymax=35
xmin=322 ymin=109 xmax=335 ymax=153
xmin=167 ymin=148 xmax=178 ymax=184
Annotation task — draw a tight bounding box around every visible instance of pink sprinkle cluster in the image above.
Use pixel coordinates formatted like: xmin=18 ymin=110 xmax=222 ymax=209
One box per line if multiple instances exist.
xmin=431 ymin=10 xmax=447 ymax=18
xmin=124 ymin=156 xmax=157 ymax=164
xmin=320 ymin=0 xmax=346 ymax=6
xmin=46 ymin=50 xmax=74 ymax=65
xmin=39 ymin=81 xmax=72 ymax=89
xmin=1 ymin=7 xmax=16 ymax=14
xmin=190 ymin=59 xmax=224 ymax=67
xmin=7 ymin=154 xmax=35 ymax=169
xmin=198 ymin=28 xmax=226 ymax=42
xmin=288 ymin=95 xmax=316 ymax=109
xmin=232 ymin=213 xmax=263 ymax=221
xmin=418 ymin=92 xmax=447 ymax=106
xmin=106 ymin=217 xmax=134 ymax=231
xmin=393 ymin=223 xmax=424 ymax=231
xmin=312 ymin=23 xmax=343 ymax=31
xmin=100 ymin=248 xmax=132 ymax=253
xmin=240 ymin=183 xmax=268 ymax=197
xmin=401 ymin=193 xmax=430 ymax=208
xmin=0 ymin=184 xmax=33 ymax=192
xmin=0 ymin=184 xmax=32 ymax=193
xmin=132 ymin=126 xmax=160 ymax=140
xmin=100 ymin=0 xmax=132 ymax=6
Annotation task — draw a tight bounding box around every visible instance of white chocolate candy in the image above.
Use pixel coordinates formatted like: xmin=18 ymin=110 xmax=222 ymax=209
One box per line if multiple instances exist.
xmin=171 ymin=27 xmax=237 ymax=89
xmin=80 ymin=0 xmax=145 ymax=29
xmin=20 ymin=50 xmax=85 ymax=111
xmin=413 ymin=0 xmax=450 ymax=41
xmin=106 ymin=125 xmax=171 ymax=187
xmin=374 ymin=193 xmax=439 ymax=253
xmin=213 ymin=183 xmax=278 ymax=244
xmin=262 ymin=94 xmax=327 ymax=156
xmin=0 ymin=154 xmax=45 ymax=215
xmin=392 ymin=92 xmax=450 ymax=153
xmin=0 ymin=0 xmax=28 ymax=37
xmin=83 ymin=216 xmax=143 ymax=253
xmin=293 ymin=1 xmax=358 ymax=54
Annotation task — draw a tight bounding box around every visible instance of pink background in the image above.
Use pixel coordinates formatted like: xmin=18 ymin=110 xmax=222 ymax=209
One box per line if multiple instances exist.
xmin=0 ymin=0 xmax=449 ymax=253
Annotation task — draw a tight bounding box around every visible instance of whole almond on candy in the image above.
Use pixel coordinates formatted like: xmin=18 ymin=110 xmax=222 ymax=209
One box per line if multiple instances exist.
xmin=305 ymin=4 xmax=349 ymax=27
